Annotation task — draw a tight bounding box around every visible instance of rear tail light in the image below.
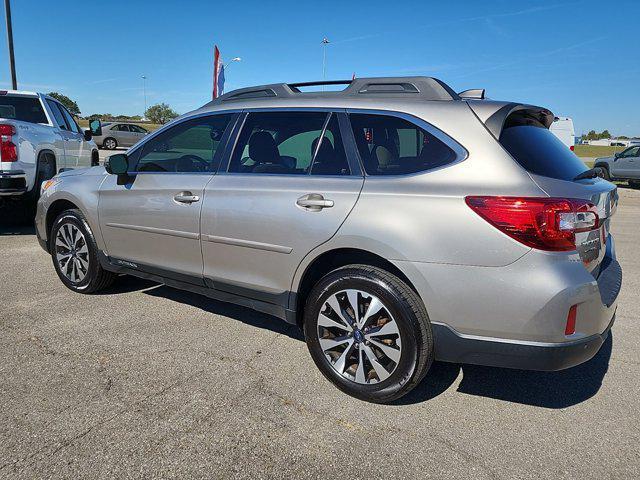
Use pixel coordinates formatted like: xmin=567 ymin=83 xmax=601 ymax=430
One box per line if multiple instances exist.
xmin=565 ymin=305 xmax=577 ymax=335
xmin=0 ymin=124 xmax=18 ymax=162
xmin=465 ymin=196 xmax=599 ymax=251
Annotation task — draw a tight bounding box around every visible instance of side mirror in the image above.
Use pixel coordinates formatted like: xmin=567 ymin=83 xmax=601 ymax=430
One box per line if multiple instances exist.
xmin=83 ymin=129 xmax=92 ymax=141
xmin=89 ymin=119 xmax=102 ymax=137
xmin=104 ymin=153 xmax=129 ymax=175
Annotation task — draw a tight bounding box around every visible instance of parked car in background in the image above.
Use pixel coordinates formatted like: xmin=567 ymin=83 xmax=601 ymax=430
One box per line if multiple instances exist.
xmin=595 ymin=145 xmax=640 ymax=187
xmin=93 ymin=122 xmax=148 ymax=149
xmin=0 ymin=90 xmax=99 ymax=214
xmin=35 ymin=77 xmax=621 ymax=403
xmin=549 ymin=116 xmax=575 ymax=151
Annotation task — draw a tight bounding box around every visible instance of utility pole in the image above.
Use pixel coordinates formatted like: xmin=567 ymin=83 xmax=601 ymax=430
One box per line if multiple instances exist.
xmin=141 ymin=75 xmax=147 ymax=118
xmin=321 ymin=38 xmax=330 ymax=90
xmin=4 ymin=0 xmax=17 ymax=89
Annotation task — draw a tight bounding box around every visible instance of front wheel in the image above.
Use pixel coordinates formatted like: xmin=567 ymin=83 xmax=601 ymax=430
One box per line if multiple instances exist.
xmin=50 ymin=209 xmax=117 ymax=293
xmin=304 ymin=265 xmax=433 ymax=403
xmin=103 ymin=137 xmax=117 ymax=150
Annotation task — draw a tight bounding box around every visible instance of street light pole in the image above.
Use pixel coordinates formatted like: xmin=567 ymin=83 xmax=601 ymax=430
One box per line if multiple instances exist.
xmin=321 ymin=38 xmax=330 ymax=90
xmin=4 ymin=0 xmax=17 ymax=89
xmin=141 ymin=75 xmax=147 ymax=118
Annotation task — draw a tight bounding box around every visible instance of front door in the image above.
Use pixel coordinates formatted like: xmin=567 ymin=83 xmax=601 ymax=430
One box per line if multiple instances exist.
xmin=98 ymin=113 xmax=236 ymax=282
xmin=201 ymin=111 xmax=363 ymax=302
xmin=612 ymin=146 xmax=640 ymax=178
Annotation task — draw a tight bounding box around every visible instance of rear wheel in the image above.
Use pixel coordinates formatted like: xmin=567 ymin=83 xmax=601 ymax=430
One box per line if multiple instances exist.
xmin=629 ymin=180 xmax=640 ymax=189
xmin=304 ymin=265 xmax=433 ymax=403
xmin=24 ymin=153 xmax=56 ymax=220
xmin=50 ymin=209 xmax=116 ymax=293
xmin=104 ymin=137 xmax=117 ymax=150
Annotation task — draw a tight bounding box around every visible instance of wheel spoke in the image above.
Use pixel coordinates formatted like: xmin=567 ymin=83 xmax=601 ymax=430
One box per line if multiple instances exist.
xmin=360 ymin=296 xmax=383 ymax=328
xmin=56 ymin=236 xmax=70 ymax=250
xmin=318 ymin=312 xmax=351 ymax=332
xmin=345 ymin=290 xmax=360 ymax=324
xmin=369 ymin=338 xmax=401 ymax=363
xmin=326 ymin=295 xmax=354 ymax=329
xmin=362 ymin=343 xmax=391 ymax=382
xmin=354 ymin=348 xmax=366 ymax=383
xmin=366 ymin=320 xmax=399 ymax=338
xmin=332 ymin=340 xmax=355 ymax=374
xmin=319 ymin=335 xmax=351 ymax=352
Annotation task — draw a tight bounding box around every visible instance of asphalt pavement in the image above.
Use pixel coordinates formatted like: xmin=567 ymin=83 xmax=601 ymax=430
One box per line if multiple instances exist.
xmin=1 ymin=187 xmax=639 ymax=479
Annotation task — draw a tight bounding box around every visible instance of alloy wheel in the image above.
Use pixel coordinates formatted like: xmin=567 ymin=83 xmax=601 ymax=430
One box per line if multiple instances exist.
xmin=317 ymin=289 xmax=402 ymax=384
xmin=55 ymin=223 xmax=89 ymax=283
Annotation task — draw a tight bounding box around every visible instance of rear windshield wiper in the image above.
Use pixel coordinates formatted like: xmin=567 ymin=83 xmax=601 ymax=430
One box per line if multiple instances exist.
xmin=573 ymin=168 xmax=599 ymax=181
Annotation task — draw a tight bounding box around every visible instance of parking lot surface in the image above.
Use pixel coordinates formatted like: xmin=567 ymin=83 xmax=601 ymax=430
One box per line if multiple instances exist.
xmin=1 ymin=188 xmax=639 ymax=479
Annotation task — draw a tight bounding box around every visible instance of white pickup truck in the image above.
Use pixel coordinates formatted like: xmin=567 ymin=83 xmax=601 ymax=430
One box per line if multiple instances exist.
xmin=0 ymin=90 xmax=100 ymax=214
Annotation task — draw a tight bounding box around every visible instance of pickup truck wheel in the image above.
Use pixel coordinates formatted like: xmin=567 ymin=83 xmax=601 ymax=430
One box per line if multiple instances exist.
xmin=104 ymin=137 xmax=117 ymax=150
xmin=23 ymin=154 xmax=56 ymax=220
xmin=597 ymin=165 xmax=610 ymax=181
xmin=50 ymin=209 xmax=117 ymax=293
xmin=304 ymin=265 xmax=433 ymax=403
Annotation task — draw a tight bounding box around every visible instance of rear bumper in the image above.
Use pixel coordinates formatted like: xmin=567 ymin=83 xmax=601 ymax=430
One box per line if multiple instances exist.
xmin=433 ymin=313 xmax=615 ymax=371
xmin=0 ymin=170 xmax=27 ymax=196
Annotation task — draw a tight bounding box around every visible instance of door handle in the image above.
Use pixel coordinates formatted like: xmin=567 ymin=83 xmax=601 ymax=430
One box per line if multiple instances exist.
xmin=296 ymin=193 xmax=334 ymax=211
xmin=174 ymin=192 xmax=200 ymax=204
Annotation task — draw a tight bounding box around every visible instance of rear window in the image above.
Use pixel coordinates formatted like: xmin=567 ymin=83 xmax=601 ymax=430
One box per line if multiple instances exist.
xmin=0 ymin=96 xmax=48 ymax=124
xmin=500 ymin=126 xmax=588 ymax=181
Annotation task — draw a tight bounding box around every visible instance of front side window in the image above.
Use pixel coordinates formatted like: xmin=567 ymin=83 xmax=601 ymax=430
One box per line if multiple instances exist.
xmin=621 ymin=146 xmax=639 ymax=157
xmin=228 ymin=111 xmax=349 ymax=175
xmin=349 ymin=113 xmax=458 ymax=175
xmin=59 ymin=104 xmax=80 ymax=133
xmin=46 ymin=100 xmax=68 ymax=130
xmin=134 ymin=114 xmax=233 ymax=173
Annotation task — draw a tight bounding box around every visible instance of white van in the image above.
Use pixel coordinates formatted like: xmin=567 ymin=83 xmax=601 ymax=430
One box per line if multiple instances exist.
xmin=549 ymin=116 xmax=575 ymax=151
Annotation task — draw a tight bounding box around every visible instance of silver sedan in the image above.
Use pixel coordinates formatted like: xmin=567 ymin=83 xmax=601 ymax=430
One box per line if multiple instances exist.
xmin=93 ymin=123 xmax=148 ymax=149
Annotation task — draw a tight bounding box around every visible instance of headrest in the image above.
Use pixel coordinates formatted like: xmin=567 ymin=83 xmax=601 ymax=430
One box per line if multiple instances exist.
xmin=248 ymin=131 xmax=279 ymax=165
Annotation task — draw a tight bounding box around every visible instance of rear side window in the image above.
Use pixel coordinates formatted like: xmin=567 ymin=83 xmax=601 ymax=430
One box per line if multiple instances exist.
xmin=228 ymin=111 xmax=350 ymax=175
xmin=0 ymin=96 xmax=47 ymax=124
xmin=349 ymin=113 xmax=458 ymax=175
xmin=500 ymin=126 xmax=587 ymax=181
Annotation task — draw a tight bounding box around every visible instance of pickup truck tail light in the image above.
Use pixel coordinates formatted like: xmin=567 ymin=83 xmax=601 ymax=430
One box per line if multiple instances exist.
xmin=0 ymin=124 xmax=18 ymax=162
xmin=465 ymin=196 xmax=599 ymax=251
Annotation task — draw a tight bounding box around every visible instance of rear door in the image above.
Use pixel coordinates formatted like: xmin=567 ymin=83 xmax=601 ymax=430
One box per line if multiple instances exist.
xmin=129 ymin=124 xmax=148 ymax=146
xmin=98 ymin=113 xmax=236 ymax=281
xmin=201 ymin=110 xmax=363 ymax=302
xmin=45 ymin=99 xmax=77 ymax=168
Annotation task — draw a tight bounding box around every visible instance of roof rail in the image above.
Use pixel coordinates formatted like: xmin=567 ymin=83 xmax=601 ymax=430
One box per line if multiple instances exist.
xmin=206 ymin=76 xmax=460 ymax=106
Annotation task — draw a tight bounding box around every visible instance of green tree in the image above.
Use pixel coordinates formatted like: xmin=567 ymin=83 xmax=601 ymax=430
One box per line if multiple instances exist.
xmin=145 ymin=103 xmax=179 ymax=124
xmin=601 ymin=129 xmax=611 ymax=139
xmin=48 ymin=92 xmax=81 ymax=116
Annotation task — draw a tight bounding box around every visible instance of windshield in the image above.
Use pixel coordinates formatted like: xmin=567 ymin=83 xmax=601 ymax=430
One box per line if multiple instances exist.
xmin=0 ymin=96 xmax=48 ymax=124
xmin=500 ymin=125 xmax=588 ymax=181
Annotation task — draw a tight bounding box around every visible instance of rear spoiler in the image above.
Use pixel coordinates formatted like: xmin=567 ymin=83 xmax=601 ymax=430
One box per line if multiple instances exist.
xmin=467 ymin=102 xmax=555 ymax=139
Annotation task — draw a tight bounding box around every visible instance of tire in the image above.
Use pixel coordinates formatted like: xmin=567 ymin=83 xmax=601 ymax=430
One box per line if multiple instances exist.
xmin=597 ymin=165 xmax=611 ymax=181
xmin=304 ymin=265 xmax=433 ymax=403
xmin=91 ymin=150 xmax=100 ymax=167
xmin=24 ymin=153 xmax=56 ymax=220
xmin=50 ymin=209 xmax=117 ymax=293
xmin=104 ymin=137 xmax=117 ymax=150
xmin=629 ymin=180 xmax=640 ymax=189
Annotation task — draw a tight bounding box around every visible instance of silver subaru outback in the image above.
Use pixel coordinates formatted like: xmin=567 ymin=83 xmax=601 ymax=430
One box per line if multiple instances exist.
xmin=35 ymin=77 xmax=621 ymax=403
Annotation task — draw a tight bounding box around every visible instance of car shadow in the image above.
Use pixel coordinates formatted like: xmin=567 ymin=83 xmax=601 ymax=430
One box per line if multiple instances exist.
xmin=396 ymin=333 xmax=613 ymax=408
xmin=99 ymin=275 xmax=613 ymax=408
xmin=142 ymin=282 xmax=304 ymax=341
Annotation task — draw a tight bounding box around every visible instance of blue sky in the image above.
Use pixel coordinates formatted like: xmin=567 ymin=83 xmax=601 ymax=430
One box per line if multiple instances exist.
xmin=1 ymin=0 xmax=638 ymax=135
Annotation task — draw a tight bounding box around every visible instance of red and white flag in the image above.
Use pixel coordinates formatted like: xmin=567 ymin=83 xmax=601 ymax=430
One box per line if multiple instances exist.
xmin=212 ymin=45 xmax=226 ymax=99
